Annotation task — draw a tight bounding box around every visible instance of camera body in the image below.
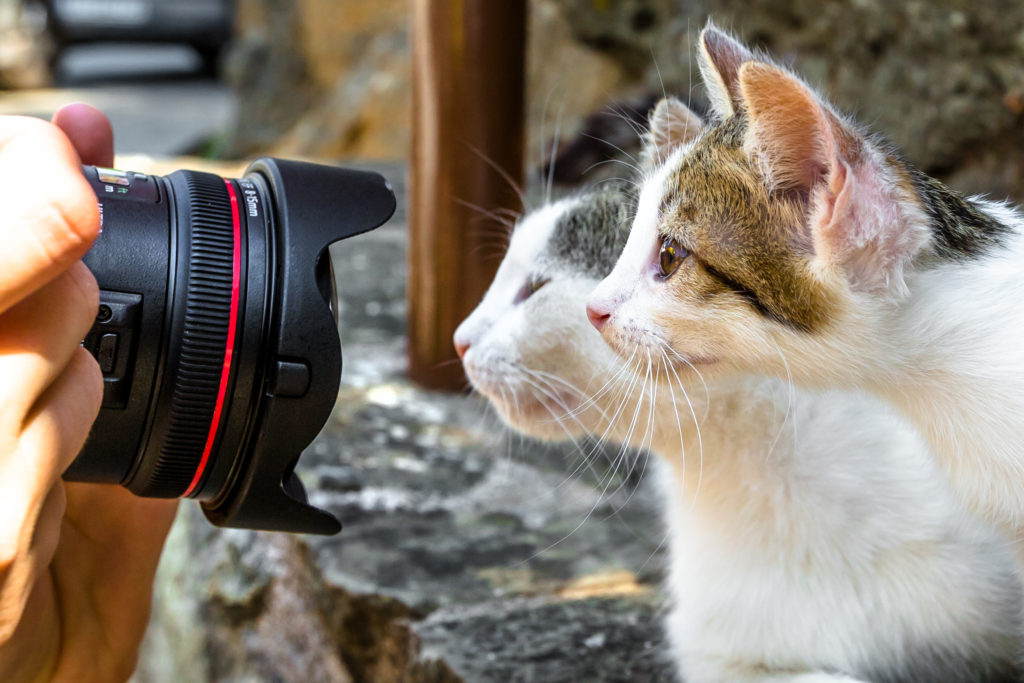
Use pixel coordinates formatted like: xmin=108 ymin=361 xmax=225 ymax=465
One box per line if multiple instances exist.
xmin=66 ymin=159 xmax=396 ymax=534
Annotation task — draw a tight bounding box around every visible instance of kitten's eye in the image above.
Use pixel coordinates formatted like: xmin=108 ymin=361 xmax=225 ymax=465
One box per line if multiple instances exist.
xmin=514 ymin=277 xmax=549 ymax=304
xmin=658 ymin=237 xmax=688 ymax=279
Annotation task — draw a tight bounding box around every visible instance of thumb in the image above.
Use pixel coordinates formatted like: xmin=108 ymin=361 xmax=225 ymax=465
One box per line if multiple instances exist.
xmin=51 ymin=103 xmax=114 ymax=168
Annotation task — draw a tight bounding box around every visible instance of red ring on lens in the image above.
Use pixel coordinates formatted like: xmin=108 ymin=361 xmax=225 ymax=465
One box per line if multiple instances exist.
xmin=183 ymin=179 xmax=241 ymax=496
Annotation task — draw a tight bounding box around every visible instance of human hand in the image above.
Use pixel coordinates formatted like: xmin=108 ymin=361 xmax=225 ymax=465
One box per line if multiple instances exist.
xmin=0 ymin=104 xmax=178 ymax=683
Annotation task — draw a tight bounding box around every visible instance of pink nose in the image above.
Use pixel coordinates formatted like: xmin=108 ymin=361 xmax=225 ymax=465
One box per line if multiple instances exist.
xmin=586 ymin=303 xmax=611 ymax=332
xmin=454 ymin=338 xmax=470 ymax=360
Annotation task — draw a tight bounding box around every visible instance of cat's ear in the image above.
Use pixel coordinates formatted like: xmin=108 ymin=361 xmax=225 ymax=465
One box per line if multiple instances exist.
xmin=644 ymin=97 xmax=703 ymax=166
xmin=739 ymin=61 xmax=924 ymax=292
xmin=738 ymin=61 xmax=853 ymax=192
xmin=698 ymin=25 xmax=755 ymax=120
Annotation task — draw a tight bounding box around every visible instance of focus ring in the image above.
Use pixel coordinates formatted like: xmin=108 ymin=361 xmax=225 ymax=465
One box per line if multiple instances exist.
xmin=147 ymin=172 xmax=236 ymax=496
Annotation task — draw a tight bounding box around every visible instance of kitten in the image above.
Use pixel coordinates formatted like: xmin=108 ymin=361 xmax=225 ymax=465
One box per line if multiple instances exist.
xmin=455 ymin=185 xmax=1024 ymax=682
xmin=587 ymin=25 xmax=1024 ymax=531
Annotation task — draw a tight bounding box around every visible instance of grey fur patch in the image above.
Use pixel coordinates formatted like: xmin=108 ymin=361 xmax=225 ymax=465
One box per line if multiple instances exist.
xmin=542 ymin=184 xmax=637 ymax=279
xmin=904 ymin=162 xmax=1011 ymax=262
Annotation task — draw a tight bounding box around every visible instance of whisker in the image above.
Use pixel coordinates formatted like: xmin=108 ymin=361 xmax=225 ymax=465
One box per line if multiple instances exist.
xmin=466 ymin=143 xmax=529 ymax=212
xmin=578 ymin=133 xmax=643 ymax=174
xmin=605 ymin=350 xmax=659 ymax=516
xmin=565 ymin=348 xmax=639 ymax=419
xmin=766 ymin=337 xmax=796 ymax=462
xmin=661 ymin=345 xmax=711 ymax=422
xmin=658 ymin=347 xmax=688 ymax=501
xmin=658 ymin=341 xmax=704 ymax=508
xmin=518 ymin=371 xmax=612 ymax=491
xmin=546 ymin=100 xmax=565 ymax=204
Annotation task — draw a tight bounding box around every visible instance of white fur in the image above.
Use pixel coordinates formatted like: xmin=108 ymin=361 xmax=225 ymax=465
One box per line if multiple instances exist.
xmin=458 ymin=199 xmax=1024 ymax=682
xmin=825 ymin=219 xmax=1024 ymax=531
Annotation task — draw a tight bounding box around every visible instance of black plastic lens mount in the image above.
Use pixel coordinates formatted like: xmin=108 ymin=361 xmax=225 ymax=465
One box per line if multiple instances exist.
xmin=66 ymin=158 xmax=396 ymax=535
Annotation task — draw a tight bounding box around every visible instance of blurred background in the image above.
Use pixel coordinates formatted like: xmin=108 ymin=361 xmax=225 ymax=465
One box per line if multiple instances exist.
xmin=1 ymin=1 xmax=1022 ymax=682
xmin=4 ymin=0 xmax=1021 ymax=193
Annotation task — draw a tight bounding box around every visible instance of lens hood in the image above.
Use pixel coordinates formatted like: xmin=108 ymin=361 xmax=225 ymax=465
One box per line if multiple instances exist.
xmin=67 ymin=158 xmax=396 ymax=535
xmin=201 ymin=159 xmax=397 ymax=533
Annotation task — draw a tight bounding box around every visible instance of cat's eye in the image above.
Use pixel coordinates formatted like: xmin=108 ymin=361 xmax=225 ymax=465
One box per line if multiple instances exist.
xmin=514 ymin=277 xmax=549 ymax=304
xmin=658 ymin=237 xmax=688 ymax=279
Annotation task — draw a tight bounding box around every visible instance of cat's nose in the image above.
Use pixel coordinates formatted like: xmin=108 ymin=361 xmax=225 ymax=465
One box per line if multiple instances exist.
xmin=453 ymin=327 xmax=472 ymax=360
xmin=586 ymin=302 xmax=611 ymax=332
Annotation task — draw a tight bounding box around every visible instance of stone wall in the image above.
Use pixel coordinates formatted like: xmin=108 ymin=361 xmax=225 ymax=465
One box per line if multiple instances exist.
xmin=225 ymin=0 xmax=1024 ymax=200
xmin=546 ymin=0 xmax=1024 ymax=198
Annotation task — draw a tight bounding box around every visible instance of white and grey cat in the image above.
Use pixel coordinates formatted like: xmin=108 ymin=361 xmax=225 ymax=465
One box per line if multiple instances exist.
xmin=588 ymin=25 xmax=1024 ymax=533
xmin=455 ymin=186 xmax=1024 ymax=682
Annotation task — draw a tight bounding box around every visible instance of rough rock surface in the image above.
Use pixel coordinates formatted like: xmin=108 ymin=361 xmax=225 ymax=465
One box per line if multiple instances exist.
xmin=131 ymin=163 xmax=674 ymax=683
xmin=225 ymin=0 xmax=1024 ymax=200
xmin=546 ymin=0 xmax=1024 ymax=199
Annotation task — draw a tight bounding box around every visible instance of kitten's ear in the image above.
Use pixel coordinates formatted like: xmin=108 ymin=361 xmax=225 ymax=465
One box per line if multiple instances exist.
xmin=738 ymin=61 xmax=852 ymax=192
xmin=740 ymin=62 xmax=925 ymax=293
xmin=644 ymin=97 xmax=703 ymax=166
xmin=698 ymin=25 xmax=756 ymax=120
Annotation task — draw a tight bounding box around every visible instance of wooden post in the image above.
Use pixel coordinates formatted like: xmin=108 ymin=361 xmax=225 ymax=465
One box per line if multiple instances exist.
xmin=408 ymin=0 xmax=527 ymax=390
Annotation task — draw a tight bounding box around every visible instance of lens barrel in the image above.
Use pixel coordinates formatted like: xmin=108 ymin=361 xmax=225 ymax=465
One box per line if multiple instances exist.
xmin=66 ymin=159 xmax=396 ymax=534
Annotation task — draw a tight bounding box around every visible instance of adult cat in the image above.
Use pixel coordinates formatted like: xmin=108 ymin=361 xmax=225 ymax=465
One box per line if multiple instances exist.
xmin=588 ymin=25 xmax=1024 ymax=530
xmin=455 ymin=182 xmax=1024 ymax=682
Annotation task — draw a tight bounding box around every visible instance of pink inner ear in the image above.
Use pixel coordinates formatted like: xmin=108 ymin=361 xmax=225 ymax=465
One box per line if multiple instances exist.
xmin=811 ymin=123 xmax=927 ymax=294
xmin=818 ymin=161 xmax=847 ymax=228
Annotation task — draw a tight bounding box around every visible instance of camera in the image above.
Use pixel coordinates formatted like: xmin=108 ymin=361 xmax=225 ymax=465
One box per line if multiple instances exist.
xmin=63 ymin=158 xmax=396 ymax=535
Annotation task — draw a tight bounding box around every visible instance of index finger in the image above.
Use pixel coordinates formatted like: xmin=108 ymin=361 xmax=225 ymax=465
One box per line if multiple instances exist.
xmin=0 ymin=116 xmax=101 ymax=316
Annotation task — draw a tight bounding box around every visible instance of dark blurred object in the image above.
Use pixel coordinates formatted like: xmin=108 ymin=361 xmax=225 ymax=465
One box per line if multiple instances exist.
xmin=0 ymin=0 xmax=234 ymax=86
xmin=539 ymin=92 xmax=661 ymax=187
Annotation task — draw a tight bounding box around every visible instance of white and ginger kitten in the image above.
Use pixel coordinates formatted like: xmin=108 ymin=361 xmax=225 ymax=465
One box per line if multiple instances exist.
xmin=454 ymin=185 xmax=1024 ymax=682
xmin=588 ymin=25 xmax=1024 ymax=532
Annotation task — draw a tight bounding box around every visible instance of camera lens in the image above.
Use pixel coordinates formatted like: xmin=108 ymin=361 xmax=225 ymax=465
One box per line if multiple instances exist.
xmin=66 ymin=158 xmax=396 ymax=534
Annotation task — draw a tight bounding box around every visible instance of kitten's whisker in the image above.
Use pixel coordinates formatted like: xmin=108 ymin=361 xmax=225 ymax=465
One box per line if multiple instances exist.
xmin=547 ymin=100 xmax=565 ymax=204
xmin=589 ymin=352 xmax=646 ymax=461
xmin=637 ymin=527 xmax=671 ymax=575
xmin=513 ymin=382 xmax=649 ymax=567
xmin=649 ymin=46 xmax=672 ymax=167
xmin=604 ymin=351 xmax=659 ymax=517
xmin=519 ymin=367 xmax=603 ymax=441
xmin=518 ymin=357 xmax=652 ymax=563
xmin=603 ymin=353 xmax=651 ymax=501
xmin=456 ymin=197 xmax=520 ymax=230
xmin=518 ymin=373 xmax=612 ymax=491
xmin=603 ymin=101 xmax=648 ymax=141
xmin=766 ymin=337 xmax=796 ymax=462
xmin=564 ymin=348 xmax=638 ymax=419
xmin=659 ymin=341 xmax=704 ymax=508
xmin=578 ymin=133 xmax=644 ymax=174
xmin=658 ymin=348 xmax=688 ymax=500
xmin=581 ymin=158 xmax=648 ymax=181
xmin=662 ymin=344 xmax=711 ymax=422
xmin=466 ymin=144 xmax=528 ymax=212
xmin=528 ymin=368 xmax=615 ymax=427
